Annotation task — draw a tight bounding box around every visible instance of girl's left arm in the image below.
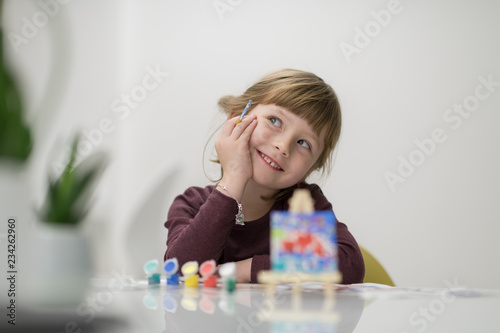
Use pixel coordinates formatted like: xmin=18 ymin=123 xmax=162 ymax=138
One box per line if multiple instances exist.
xmin=310 ymin=185 xmax=365 ymax=284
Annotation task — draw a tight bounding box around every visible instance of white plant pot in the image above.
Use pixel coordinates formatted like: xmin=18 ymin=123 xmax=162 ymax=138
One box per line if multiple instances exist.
xmin=29 ymin=223 xmax=92 ymax=309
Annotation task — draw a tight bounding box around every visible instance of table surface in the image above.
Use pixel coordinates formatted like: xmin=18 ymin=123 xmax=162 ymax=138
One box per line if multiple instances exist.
xmin=5 ymin=279 xmax=500 ymax=333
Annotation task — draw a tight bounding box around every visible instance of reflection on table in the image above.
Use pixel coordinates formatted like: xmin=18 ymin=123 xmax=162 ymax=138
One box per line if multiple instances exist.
xmin=158 ymin=283 xmax=363 ymax=333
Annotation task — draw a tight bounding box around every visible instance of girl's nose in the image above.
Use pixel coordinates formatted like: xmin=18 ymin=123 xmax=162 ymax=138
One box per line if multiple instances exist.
xmin=274 ymin=138 xmax=291 ymax=157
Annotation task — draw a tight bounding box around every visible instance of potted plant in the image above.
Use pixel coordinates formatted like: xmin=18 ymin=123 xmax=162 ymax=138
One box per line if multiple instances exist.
xmin=39 ymin=136 xmax=105 ymax=225
xmin=32 ymin=136 xmax=106 ymax=307
xmin=1 ymin=3 xmax=104 ymax=308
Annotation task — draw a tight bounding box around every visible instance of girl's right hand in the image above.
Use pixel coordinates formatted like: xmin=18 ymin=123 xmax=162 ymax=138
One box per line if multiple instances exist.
xmin=214 ymin=114 xmax=258 ymax=201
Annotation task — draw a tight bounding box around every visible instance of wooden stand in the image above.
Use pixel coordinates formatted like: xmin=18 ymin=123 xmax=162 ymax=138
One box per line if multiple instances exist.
xmin=257 ymin=270 xmax=341 ymax=295
xmin=258 ymin=271 xmax=341 ymax=284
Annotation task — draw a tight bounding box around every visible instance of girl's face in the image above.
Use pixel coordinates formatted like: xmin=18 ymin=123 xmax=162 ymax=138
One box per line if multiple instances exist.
xmin=247 ymin=104 xmax=325 ymax=191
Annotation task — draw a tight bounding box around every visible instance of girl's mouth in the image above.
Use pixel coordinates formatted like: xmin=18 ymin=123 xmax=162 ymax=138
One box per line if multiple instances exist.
xmin=258 ymin=151 xmax=284 ymax=171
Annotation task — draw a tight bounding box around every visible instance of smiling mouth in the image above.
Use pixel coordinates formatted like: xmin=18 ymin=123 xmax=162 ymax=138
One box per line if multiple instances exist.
xmin=258 ymin=151 xmax=284 ymax=171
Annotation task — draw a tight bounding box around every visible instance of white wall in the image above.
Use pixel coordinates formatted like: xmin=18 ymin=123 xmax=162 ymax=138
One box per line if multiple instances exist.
xmin=2 ymin=0 xmax=499 ymax=288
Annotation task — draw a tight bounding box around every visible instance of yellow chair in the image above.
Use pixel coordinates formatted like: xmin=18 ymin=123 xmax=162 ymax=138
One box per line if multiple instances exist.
xmin=359 ymin=246 xmax=395 ymax=286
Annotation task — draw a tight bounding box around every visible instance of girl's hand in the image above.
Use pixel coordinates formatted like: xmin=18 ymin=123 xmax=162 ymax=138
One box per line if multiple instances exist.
xmin=234 ymin=257 xmax=252 ymax=283
xmin=215 ymin=258 xmax=253 ymax=283
xmin=215 ymin=114 xmax=257 ymax=201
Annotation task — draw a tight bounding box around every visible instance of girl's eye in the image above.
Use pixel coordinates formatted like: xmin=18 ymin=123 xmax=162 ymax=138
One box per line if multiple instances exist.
xmin=269 ymin=117 xmax=282 ymax=127
xmin=298 ymin=139 xmax=311 ymax=150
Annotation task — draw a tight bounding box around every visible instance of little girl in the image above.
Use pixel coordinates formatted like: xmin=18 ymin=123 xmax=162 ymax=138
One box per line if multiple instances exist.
xmin=164 ymin=69 xmax=364 ymax=284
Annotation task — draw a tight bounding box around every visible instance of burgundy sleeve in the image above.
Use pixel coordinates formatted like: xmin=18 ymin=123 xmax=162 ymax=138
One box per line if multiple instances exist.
xmin=164 ymin=186 xmax=240 ymax=269
xmin=310 ymin=185 xmax=365 ymax=284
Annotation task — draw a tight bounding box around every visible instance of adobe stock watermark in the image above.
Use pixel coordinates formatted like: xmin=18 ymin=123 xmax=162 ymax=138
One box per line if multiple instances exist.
xmin=7 ymin=0 xmax=72 ymax=53
xmin=48 ymin=267 xmax=135 ymax=333
xmin=213 ymin=0 xmax=244 ymax=21
xmin=384 ymin=74 xmax=499 ymax=192
xmin=401 ymin=277 xmax=465 ymax=333
xmin=51 ymin=64 xmax=169 ymax=176
xmin=339 ymin=0 xmax=415 ymax=63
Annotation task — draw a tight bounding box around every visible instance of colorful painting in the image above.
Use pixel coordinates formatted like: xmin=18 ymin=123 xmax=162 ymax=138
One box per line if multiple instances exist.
xmin=270 ymin=211 xmax=337 ymax=274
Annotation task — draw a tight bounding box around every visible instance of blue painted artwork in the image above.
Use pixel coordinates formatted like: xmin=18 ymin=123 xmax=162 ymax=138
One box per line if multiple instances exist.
xmin=270 ymin=211 xmax=338 ymax=274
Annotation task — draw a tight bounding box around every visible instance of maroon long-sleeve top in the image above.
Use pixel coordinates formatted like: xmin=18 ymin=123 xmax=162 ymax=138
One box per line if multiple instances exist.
xmin=164 ymin=183 xmax=364 ymax=284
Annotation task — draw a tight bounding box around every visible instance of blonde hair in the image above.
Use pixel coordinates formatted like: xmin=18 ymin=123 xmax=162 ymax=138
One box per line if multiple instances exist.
xmin=217 ymin=68 xmax=342 ymax=177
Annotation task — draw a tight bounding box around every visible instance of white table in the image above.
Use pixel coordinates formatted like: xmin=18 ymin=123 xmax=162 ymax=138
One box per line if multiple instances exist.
xmin=4 ymin=279 xmax=500 ymax=332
